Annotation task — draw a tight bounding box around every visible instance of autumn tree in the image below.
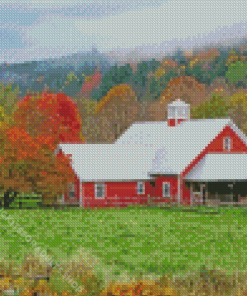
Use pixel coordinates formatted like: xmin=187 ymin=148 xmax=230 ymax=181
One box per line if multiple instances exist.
xmin=226 ymin=61 xmax=247 ymax=88
xmin=225 ymin=50 xmax=246 ymax=66
xmin=92 ymin=84 xmax=139 ymax=142
xmin=0 ymin=125 xmax=76 ymax=208
xmin=77 ymin=67 xmax=102 ymax=100
xmin=145 ymin=99 xmax=170 ymax=121
xmin=138 ymin=61 xmax=180 ymax=102
xmin=191 ymin=94 xmax=231 ymax=119
xmin=0 ymin=82 xmax=20 ymax=120
xmin=205 ymin=77 xmax=233 ymax=101
xmin=228 ymin=90 xmax=247 ymax=135
xmin=161 ymin=76 xmax=207 ymax=107
xmin=72 ymin=96 xmax=98 ymax=141
xmin=91 ymin=64 xmax=133 ymax=102
xmin=13 ymin=91 xmax=84 ymax=149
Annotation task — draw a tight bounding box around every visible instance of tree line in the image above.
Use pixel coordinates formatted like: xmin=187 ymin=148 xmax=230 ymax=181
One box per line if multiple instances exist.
xmin=0 ymin=43 xmax=247 ymax=207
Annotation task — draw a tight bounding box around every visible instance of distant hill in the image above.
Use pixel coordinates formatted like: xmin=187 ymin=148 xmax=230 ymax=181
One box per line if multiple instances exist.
xmin=0 ymin=48 xmax=115 ymax=98
xmin=0 ymin=35 xmax=247 ymax=101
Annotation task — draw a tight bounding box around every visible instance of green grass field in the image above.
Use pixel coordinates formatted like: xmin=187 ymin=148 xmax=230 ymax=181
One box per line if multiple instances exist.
xmin=0 ymin=206 xmax=247 ymax=294
xmin=1 ymin=206 xmax=246 ymax=274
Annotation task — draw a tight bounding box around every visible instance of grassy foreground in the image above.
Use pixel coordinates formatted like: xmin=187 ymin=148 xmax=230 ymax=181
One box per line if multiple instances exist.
xmin=0 ymin=205 xmax=247 ymax=295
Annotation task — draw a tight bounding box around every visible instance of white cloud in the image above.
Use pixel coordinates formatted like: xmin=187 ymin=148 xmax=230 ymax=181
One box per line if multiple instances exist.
xmin=74 ymin=0 xmax=247 ymax=50
xmin=1 ymin=0 xmax=247 ymax=63
xmin=0 ymin=0 xmax=136 ymax=9
xmin=1 ymin=0 xmax=89 ymax=8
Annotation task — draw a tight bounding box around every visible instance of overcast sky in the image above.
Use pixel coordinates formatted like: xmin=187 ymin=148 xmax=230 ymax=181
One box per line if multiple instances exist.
xmin=0 ymin=0 xmax=247 ymax=64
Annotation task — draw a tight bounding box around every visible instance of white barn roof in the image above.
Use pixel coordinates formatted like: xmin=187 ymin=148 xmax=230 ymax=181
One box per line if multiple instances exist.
xmin=58 ymin=118 xmax=247 ymax=181
xmin=116 ymin=119 xmax=232 ymax=146
xmin=117 ymin=118 xmax=236 ymax=175
xmin=58 ymin=144 xmax=158 ymax=182
xmin=184 ymin=153 xmax=247 ymax=181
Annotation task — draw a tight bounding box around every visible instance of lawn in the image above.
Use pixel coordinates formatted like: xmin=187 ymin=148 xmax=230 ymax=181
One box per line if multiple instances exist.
xmin=0 ymin=206 xmax=247 ymax=294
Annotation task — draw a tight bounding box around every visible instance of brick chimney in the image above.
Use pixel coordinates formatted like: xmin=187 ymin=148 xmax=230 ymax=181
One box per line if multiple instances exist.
xmin=167 ymin=98 xmax=190 ymax=127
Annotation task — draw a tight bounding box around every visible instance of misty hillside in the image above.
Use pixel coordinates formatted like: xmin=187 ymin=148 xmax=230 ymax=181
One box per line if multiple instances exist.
xmin=0 ymin=36 xmax=247 ymax=101
xmin=0 ymin=48 xmax=115 ymax=98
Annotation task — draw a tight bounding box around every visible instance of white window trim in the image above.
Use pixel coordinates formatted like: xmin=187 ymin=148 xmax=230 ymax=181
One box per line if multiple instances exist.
xmin=223 ymin=137 xmax=231 ymax=151
xmin=95 ymin=183 xmax=105 ymax=199
xmin=162 ymin=182 xmax=170 ymax=197
xmin=69 ymin=183 xmax=75 ymax=199
xmin=137 ymin=182 xmax=145 ymax=195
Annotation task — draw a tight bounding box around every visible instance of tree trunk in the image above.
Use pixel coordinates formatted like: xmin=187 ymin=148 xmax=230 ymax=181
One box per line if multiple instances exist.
xmin=4 ymin=191 xmax=17 ymax=209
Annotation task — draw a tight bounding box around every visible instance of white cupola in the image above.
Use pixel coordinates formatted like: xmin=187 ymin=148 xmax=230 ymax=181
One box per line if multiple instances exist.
xmin=167 ymin=98 xmax=190 ymax=126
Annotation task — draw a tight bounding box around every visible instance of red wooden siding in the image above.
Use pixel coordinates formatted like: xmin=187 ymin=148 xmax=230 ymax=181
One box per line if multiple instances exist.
xmin=206 ymin=126 xmax=247 ymax=152
xmin=181 ymin=177 xmax=191 ymax=204
xmin=153 ymin=176 xmax=178 ymax=203
xmin=81 ymin=181 xmax=156 ymax=207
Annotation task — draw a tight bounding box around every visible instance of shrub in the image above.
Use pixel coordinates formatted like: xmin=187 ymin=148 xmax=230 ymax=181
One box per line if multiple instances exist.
xmin=98 ymin=278 xmax=178 ymax=296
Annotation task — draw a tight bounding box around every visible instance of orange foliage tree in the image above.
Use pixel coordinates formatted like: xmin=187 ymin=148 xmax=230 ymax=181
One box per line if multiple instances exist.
xmin=161 ymin=76 xmax=207 ymax=107
xmin=94 ymin=84 xmax=139 ymax=142
xmin=13 ymin=91 xmax=84 ymax=150
xmin=0 ymin=125 xmax=76 ymax=208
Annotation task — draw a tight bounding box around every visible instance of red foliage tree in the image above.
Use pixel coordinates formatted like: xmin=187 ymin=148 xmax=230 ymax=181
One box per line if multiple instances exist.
xmin=13 ymin=91 xmax=84 ymax=150
xmin=77 ymin=68 xmax=102 ymax=100
xmin=0 ymin=125 xmax=76 ymax=208
xmin=80 ymin=68 xmax=102 ymax=92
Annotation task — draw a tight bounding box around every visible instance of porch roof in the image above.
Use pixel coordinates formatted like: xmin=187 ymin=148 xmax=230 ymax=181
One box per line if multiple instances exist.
xmin=184 ymin=153 xmax=247 ymax=181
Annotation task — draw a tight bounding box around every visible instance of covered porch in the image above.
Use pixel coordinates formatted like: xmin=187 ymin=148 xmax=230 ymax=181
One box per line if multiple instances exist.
xmin=184 ymin=153 xmax=247 ymax=205
xmin=184 ymin=181 xmax=247 ymax=205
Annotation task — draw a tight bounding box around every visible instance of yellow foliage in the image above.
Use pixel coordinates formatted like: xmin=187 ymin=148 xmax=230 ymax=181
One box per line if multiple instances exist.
xmin=18 ymin=287 xmax=34 ymax=296
xmin=33 ymin=279 xmax=53 ymax=295
xmin=230 ymin=91 xmax=247 ymax=107
xmin=85 ymin=76 xmax=92 ymax=82
xmin=99 ymin=279 xmax=178 ymax=296
xmin=0 ymin=276 xmax=10 ymax=291
xmin=154 ymin=67 xmax=166 ymax=77
xmin=95 ymin=84 xmax=134 ymax=114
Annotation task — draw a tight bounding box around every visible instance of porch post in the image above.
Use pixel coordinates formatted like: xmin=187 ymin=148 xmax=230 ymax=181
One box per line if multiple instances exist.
xmin=205 ymin=182 xmax=208 ymax=204
xmin=200 ymin=184 xmax=204 ymax=204
xmin=61 ymin=194 xmax=65 ymax=204
xmin=190 ymin=183 xmax=193 ymax=205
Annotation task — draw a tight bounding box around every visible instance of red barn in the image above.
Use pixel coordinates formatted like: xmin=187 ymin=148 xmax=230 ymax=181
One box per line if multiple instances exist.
xmin=56 ymin=99 xmax=247 ymax=207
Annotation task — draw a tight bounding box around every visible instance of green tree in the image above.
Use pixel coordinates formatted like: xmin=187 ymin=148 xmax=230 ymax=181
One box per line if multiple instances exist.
xmin=66 ymin=71 xmax=78 ymax=84
xmin=191 ymin=94 xmax=231 ymax=119
xmin=0 ymin=82 xmax=20 ymax=118
xmin=227 ymin=91 xmax=247 ymax=132
xmin=91 ymin=64 xmax=133 ymax=101
xmin=172 ymin=47 xmax=186 ymax=66
xmin=226 ymin=61 xmax=247 ymax=87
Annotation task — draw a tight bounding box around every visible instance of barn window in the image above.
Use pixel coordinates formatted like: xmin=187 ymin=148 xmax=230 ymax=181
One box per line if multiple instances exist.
xmin=69 ymin=183 xmax=75 ymax=199
xmin=137 ymin=182 xmax=145 ymax=194
xmin=95 ymin=183 xmax=105 ymax=198
xmin=223 ymin=138 xmax=231 ymax=150
xmin=162 ymin=182 xmax=170 ymax=197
